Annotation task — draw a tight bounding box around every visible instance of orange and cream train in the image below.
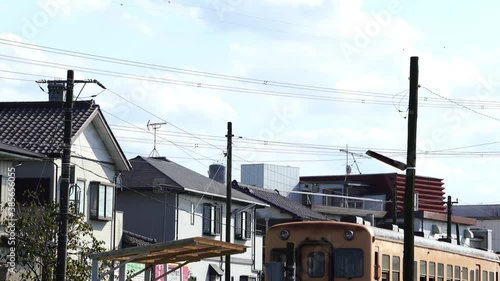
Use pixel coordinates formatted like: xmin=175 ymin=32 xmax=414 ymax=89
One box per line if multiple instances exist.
xmin=264 ymin=219 xmax=500 ymax=281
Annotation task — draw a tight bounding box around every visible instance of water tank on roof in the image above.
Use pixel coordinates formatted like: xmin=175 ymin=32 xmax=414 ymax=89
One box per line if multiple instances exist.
xmin=208 ymin=164 xmax=226 ymax=184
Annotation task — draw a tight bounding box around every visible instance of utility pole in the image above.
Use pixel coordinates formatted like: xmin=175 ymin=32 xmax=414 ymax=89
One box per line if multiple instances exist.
xmin=55 ymin=69 xmax=74 ymax=281
xmin=37 ymin=72 xmax=106 ymax=281
xmin=403 ymin=56 xmax=419 ymax=281
xmin=445 ymin=195 xmax=458 ymax=242
xmin=225 ymin=122 xmax=233 ymax=281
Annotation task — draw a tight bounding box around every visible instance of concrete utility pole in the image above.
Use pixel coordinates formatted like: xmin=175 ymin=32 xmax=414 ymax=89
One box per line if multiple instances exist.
xmin=225 ymin=122 xmax=233 ymax=281
xmin=55 ymin=69 xmax=74 ymax=281
xmin=37 ymin=71 xmax=106 ymax=281
xmin=403 ymin=56 xmax=419 ymax=281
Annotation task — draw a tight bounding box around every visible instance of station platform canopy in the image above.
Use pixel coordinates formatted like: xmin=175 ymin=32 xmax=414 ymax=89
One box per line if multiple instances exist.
xmin=90 ymin=237 xmax=247 ymax=281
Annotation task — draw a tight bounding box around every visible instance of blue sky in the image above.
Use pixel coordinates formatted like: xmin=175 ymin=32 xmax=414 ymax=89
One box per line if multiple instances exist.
xmin=2 ymin=0 xmax=500 ymax=205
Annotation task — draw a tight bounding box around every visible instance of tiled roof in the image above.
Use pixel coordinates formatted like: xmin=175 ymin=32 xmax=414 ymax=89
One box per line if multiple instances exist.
xmin=0 ymin=100 xmax=97 ymax=157
xmin=0 ymin=142 xmax=47 ymax=159
xmin=233 ymin=182 xmax=328 ymax=221
xmin=122 ymin=230 xmax=156 ymax=248
xmin=122 ymin=156 xmax=268 ymax=206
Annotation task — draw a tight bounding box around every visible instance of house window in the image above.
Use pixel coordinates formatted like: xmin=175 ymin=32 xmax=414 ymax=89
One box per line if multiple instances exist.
xmin=203 ymin=204 xmax=221 ymax=235
xmin=89 ymin=181 xmax=114 ymax=221
xmin=70 ymin=180 xmax=85 ymax=215
xmin=235 ymin=211 xmax=252 ymax=240
xmin=191 ymin=203 xmax=195 ymax=225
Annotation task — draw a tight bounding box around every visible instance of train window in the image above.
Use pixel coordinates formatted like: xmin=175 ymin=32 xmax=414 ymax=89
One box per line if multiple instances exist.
xmin=382 ymin=255 xmax=390 ymax=281
xmin=392 ymin=256 xmax=400 ymax=281
xmin=489 ymin=272 xmax=494 ymax=281
xmin=334 ymin=248 xmax=364 ymax=279
xmin=429 ymin=262 xmax=436 ymax=281
xmin=307 ymin=252 xmax=325 ymax=278
xmin=420 ymin=261 xmax=427 ymax=281
xmin=270 ymin=248 xmax=287 ymax=263
xmin=483 ymin=271 xmax=488 ymax=281
xmin=462 ymin=267 xmax=468 ymax=281
xmin=455 ymin=267 xmax=461 ymax=281
xmin=447 ymin=265 xmax=453 ymax=281
xmin=438 ymin=264 xmax=444 ymax=281
xmin=470 ymin=270 xmax=475 ymax=281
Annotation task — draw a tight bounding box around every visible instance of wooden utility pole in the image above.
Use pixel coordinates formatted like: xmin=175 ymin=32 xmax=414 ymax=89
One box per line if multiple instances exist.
xmin=225 ymin=122 xmax=233 ymax=281
xmin=55 ymin=69 xmax=74 ymax=281
xmin=403 ymin=57 xmax=419 ymax=281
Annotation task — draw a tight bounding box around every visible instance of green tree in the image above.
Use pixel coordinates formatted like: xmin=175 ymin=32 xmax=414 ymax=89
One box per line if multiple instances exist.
xmin=1 ymin=193 xmax=106 ymax=281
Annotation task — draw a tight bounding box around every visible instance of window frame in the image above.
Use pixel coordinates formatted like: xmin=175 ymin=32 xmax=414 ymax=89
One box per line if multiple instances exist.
xmin=202 ymin=203 xmax=222 ymax=236
xmin=235 ymin=210 xmax=252 ymax=240
xmin=392 ymin=256 xmax=401 ymax=281
xmin=89 ymin=181 xmax=114 ymax=221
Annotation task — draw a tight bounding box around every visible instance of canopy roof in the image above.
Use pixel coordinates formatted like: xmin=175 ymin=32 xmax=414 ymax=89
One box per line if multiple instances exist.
xmin=91 ymin=237 xmax=247 ymax=265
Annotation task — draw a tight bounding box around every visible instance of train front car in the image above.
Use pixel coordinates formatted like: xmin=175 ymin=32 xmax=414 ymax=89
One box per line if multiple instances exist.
xmin=265 ymin=221 xmax=376 ymax=281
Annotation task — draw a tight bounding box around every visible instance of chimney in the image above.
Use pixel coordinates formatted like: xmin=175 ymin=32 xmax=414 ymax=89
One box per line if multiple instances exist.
xmin=48 ymin=81 xmax=65 ymax=102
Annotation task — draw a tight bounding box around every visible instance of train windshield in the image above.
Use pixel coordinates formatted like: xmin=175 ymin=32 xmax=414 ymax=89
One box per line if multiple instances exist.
xmin=334 ymin=248 xmax=364 ymax=279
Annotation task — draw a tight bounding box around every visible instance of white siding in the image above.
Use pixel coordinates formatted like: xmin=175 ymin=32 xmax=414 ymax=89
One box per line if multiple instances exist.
xmin=241 ymin=163 xmax=299 ymax=193
xmin=0 ymin=161 xmax=13 ymax=206
xmin=476 ymin=220 xmax=500 ymax=252
xmin=241 ymin=164 xmax=265 ymax=188
xmin=177 ymin=193 xmax=263 ymax=280
xmin=67 ymin=123 xmax=120 ymax=251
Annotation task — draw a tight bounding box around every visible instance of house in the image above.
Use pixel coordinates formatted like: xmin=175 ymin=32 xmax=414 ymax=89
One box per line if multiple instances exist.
xmin=231 ymin=181 xmax=330 ymax=234
xmin=299 ymin=173 xmax=446 ymax=222
xmin=454 ymin=204 xmax=500 ymax=252
xmin=0 ymin=99 xmax=131 ymax=252
xmin=116 ymin=156 xmax=269 ymax=281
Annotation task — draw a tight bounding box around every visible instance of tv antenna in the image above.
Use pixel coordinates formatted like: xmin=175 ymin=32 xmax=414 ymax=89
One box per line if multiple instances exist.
xmin=147 ymin=120 xmax=167 ymax=157
xmin=340 ymin=144 xmax=370 ymax=175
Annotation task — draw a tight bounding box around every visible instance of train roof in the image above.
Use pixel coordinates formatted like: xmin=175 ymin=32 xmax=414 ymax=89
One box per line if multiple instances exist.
xmin=372 ymin=225 xmax=500 ymax=261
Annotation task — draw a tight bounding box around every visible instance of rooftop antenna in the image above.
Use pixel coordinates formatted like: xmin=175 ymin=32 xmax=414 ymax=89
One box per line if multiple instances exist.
xmin=147 ymin=120 xmax=167 ymax=157
xmin=340 ymin=145 xmax=370 ymax=175
xmin=339 ymin=144 xmax=371 ymax=207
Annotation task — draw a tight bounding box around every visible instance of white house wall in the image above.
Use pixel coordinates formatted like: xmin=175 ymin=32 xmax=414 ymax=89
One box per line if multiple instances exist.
xmin=0 ymin=161 xmax=13 ymax=221
xmin=177 ymin=193 xmax=262 ymax=280
xmin=475 ymin=220 xmax=500 ymax=252
xmin=71 ymin=123 xmax=120 ymax=251
xmin=0 ymin=161 xmax=12 ymax=204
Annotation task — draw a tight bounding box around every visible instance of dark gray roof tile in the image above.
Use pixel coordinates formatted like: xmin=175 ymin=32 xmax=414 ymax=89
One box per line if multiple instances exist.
xmin=233 ymin=182 xmax=328 ymax=221
xmin=122 ymin=156 xmax=267 ymax=205
xmin=0 ymin=100 xmax=97 ymax=157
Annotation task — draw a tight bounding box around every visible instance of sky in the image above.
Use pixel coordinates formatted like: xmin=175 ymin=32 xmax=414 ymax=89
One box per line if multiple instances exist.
xmin=2 ymin=0 xmax=500 ymax=205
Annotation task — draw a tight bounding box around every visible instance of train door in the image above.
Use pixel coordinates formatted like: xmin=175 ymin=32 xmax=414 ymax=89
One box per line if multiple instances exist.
xmin=297 ymin=240 xmax=333 ymax=281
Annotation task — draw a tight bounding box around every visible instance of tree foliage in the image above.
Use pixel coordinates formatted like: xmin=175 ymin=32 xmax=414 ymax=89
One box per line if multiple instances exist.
xmin=1 ymin=193 xmax=106 ymax=281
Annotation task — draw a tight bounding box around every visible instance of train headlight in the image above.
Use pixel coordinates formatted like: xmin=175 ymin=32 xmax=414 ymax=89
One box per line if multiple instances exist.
xmin=280 ymin=230 xmax=290 ymax=240
xmin=344 ymin=230 xmax=354 ymax=240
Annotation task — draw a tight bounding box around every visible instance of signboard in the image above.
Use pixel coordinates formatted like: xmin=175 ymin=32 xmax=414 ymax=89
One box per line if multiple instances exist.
xmin=126 ymin=263 xmax=145 ymax=281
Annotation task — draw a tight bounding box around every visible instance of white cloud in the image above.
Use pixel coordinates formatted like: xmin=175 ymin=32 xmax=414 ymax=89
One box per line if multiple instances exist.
xmin=120 ymin=12 xmax=153 ymax=36
xmin=266 ymin=0 xmax=323 ymax=8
